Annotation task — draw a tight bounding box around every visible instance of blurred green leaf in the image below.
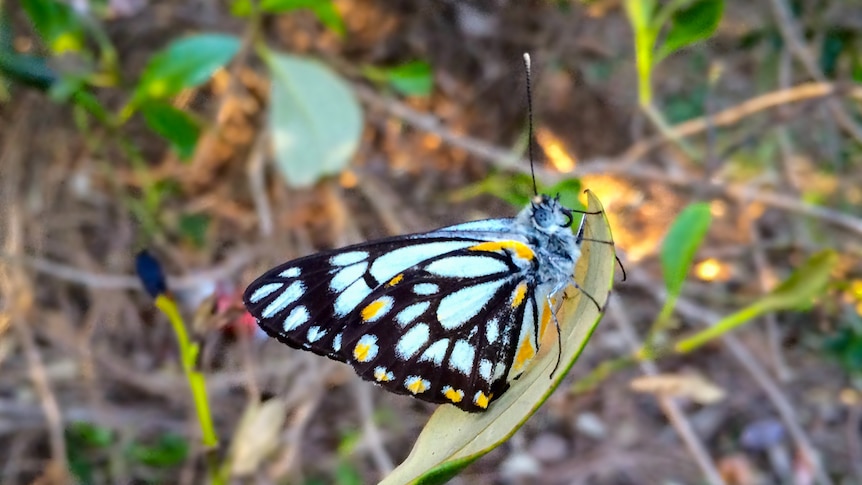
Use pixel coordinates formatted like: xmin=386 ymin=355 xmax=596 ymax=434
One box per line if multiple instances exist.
xmin=656 ymin=0 xmax=724 ymax=62
xmin=263 ymin=49 xmax=363 ymax=187
xmin=134 ymin=34 xmax=240 ymax=102
xmin=452 ymin=173 xmax=584 ymax=214
xmin=676 ymin=250 xmax=838 ymax=353
xmin=379 ymin=60 xmax=434 ymax=97
xmin=660 ymin=202 xmax=712 ymax=298
xmin=127 ymin=433 xmax=189 ymax=468
xmin=22 ymin=0 xmax=86 ymax=54
xmin=230 ymin=0 xmax=254 ymax=16
xmin=0 ymin=50 xmax=57 ymax=91
xmin=824 ymin=314 xmax=862 ymax=376
xmin=335 ymin=462 xmax=363 ymax=485
xmin=178 ymin=213 xmax=210 ymax=248
xmin=450 ymin=172 xmax=536 ymax=208
xmin=819 ymin=29 xmax=848 ymax=77
xmin=67 ymin=421 xmax=114 ymax=448
xmin=140 ymin=101 xmax=202 ymax=160
xmin=260 ymin=0 xmax=346 ymax=36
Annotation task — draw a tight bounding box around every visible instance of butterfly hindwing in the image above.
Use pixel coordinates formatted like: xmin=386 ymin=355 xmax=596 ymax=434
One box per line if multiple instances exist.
xmin=243 ymin=227 xmax=550 ymax=412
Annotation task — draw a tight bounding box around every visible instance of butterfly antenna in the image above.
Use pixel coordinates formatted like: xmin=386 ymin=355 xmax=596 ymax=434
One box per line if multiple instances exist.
xmin=523 ymin=52 xmax=538 ymax=196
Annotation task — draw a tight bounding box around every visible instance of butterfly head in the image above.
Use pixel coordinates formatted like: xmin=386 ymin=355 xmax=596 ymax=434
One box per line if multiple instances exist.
xmin=522 ymin=194 xmax=575 ymax=234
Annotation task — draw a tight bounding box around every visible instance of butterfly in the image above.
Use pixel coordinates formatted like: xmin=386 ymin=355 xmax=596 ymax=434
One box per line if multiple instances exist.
xmin=243 ymin=193 xmax=608 ymax=412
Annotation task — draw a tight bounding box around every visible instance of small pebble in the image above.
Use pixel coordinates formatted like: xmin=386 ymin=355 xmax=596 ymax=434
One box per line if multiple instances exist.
xmin=529 ymin=433 xmax=569 ymax=463
xmin=575 ymin=412 xmax=606 ymax=439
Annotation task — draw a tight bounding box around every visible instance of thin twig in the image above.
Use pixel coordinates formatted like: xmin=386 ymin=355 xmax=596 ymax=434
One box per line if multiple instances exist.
xmin=246 ymin=132 xmax=273 ymax=238
xmin=747 ymin=222 xmax=792 ymax=381
xmin=354 ymin=381 xmax=395 ymax=477
xmin=607 ymin=299 xmax=726 ymax=485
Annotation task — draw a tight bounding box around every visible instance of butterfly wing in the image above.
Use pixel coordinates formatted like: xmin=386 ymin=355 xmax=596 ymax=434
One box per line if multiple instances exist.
xmin=243 ymin=221 xmax=552 ymax=412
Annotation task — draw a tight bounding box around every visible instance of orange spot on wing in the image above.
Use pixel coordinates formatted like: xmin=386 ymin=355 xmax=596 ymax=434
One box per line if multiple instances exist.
xmin=406 ymin=377 xmax=428 ymax=394
xmin=539 ymin=300 xmax=552 ymax=340
xmin=387 ymin=273 xmax=404 ymax=286
xmin=469 ymin=240 xmax=535 ymax=261
xmin=511 ymin=282 xmax=528 ymax=308
xmin=361 ymin=300 xmax=385 ymax=321
xmin=513 ymin=336 xmax=536 ymax=372
xmin=474 ymin=391 xmax=492 ymax=409
xmin=354 ymin=343 xmax=371 ymax=362
xmin=444 ymin=387 xmax=464 ymax=403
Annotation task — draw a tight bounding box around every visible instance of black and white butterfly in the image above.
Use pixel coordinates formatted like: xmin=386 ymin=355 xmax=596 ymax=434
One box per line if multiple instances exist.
xmin=244 ymin=53 xmax=615 ymax=412
xmin=243 ymin=193 xmax=605 ymax=412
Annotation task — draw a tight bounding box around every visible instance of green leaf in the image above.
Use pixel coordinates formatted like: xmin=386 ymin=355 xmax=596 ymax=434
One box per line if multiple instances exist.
xmin=655 ymin=0 xmax=724 ymax=62
xmin=382 ymin=61 xmax=433 ymax=97
xmin=134 ymin=34 xmax=240 ymax=101
xmin=21 ymin=0 xmax=86 ymax=54
xmin=263 ymin=49 xmax=363 ymax=187
xmin=140 ymin=101 xmax=202 ymax=160
xmin=260 ymin=0 xmax=346 ymax=36
xmin=380 ymin=191 xmax=616 ymax=485
xmin=675 ymin=250 xmax=838 ymax=353
xmin=66 ymin=421 xmax=114 ymax=448
xmin=127 ymin=432 xmax=189 ymax=468
xmin=660 ymin=202 xmax=711 ymax=298
xmin=178 ymin=213 xmax=210 ymax=248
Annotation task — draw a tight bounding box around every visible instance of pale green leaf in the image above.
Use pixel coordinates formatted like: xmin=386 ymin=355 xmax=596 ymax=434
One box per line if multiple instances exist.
xmin=264 ymin=50 xmax=363 ymax=187
xmin=661 ymin=202 xmax=712 ymax=298
xmin=381 ymin=191 xmax=616 ymax=485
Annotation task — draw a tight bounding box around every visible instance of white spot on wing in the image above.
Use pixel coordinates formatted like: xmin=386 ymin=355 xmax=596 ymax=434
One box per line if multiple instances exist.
xmin=306 ymin=326 xmax=326 ymax=342
xmin=369 ymin=241 xmax=475 ymax=283
xmin=449 ymin=340 xmax=476 ymax=376
xmin=334 ymin=279 xmax=372 ymax=317
xmin=425 ymin=255 xmax=509 ymax=278
xmin=248 ymin=282 xmax=283 ymax=303
xmin=396 ymin=301 xmax=430 ymax=327
xmin=412 ymin=283 xmax=439 ymax=295
xmin=330 ymin=262 xmax=367 ymax=293
xmin=330 ymin=251 xmax=367 ymax=266
xmin=486 ymin=318 xmax=499 ymax=344
xmin=279 ymin=267 xmax=301 ymax=278
xmin=437 ymin=279 xmax=508 ymax=330
xmin=479 ymin=359 xmax=493 ymax=381
xmin=282 ymin=305 xmax=309 ymax=332
xmin=396 ymin=323 xmax=430 ymax=360
xmin=262 ymin=280 xmax=305 ymax=318
xmin=418 ymin=339 xmax=448 ymax=365
xmin=333 ymin=333 xmax=343 ymax=352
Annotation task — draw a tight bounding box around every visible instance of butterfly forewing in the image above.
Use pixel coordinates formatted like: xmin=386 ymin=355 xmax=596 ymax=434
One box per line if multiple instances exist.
xmin=243 ymin=225 xmax=552 ymax=412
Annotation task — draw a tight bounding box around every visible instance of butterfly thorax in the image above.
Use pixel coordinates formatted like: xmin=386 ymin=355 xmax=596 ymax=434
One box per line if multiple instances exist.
xmin=514 ymin=195 xmax=581 ymax=292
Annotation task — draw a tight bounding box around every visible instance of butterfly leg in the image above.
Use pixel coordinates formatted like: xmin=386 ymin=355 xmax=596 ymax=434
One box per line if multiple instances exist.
xmin=566 ymin=276 xmax=603 ymax=312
